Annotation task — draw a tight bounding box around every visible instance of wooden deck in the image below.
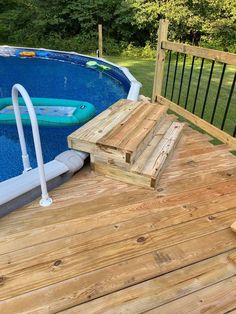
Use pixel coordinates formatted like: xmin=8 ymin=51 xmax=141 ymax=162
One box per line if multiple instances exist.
xmin=0 ymin=122 xmax=236 ymax=313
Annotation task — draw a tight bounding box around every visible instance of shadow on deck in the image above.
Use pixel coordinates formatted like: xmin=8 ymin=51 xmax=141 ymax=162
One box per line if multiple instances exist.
xmin=0 ymin=121 xmax=236 ymax=313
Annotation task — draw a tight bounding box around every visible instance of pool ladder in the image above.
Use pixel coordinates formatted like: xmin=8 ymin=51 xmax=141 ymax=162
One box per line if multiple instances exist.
xmin=11 ymin=84 xmax=52 ymax=207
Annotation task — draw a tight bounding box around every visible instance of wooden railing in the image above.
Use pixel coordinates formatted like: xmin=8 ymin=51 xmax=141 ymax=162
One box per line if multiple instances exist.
xmin=152 ymin=19 xmax=236 ymax=149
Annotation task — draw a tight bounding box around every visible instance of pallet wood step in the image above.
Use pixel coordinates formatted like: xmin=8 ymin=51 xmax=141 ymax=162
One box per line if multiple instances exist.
xmin=98 ymin=103 xmax=167 ymax=164
xmin=91 ymin=115 xmax=177 ymax=171
xmin=69 ymin=100 xmax=168 ymax=166
xmin=131 ymin=122 xmax=184 ymax=177
xmin=69 ymin=99 xmax=184 ymax=189
xmin=68 ymin=99 xmax=141 ymax=153
xmin=134 ymin=116 xmax=177 ymax=171
xmin=93 ymin=122 xmax=184 ymax=189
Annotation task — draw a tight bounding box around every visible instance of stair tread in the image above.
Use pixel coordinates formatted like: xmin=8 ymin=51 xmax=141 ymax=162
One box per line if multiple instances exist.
xmin=98 ymin=104 xmax=166 ymax=149
xmin=68 ymin=99 xmax=140 ymax=149
xmin=97 ymin=103 xmax=154 ymax=148
xmin=131 ymin=122 xmax=185 ymax=178
xmin=130 ymin=117 xmax=176 ymax=174
xmin=98 ymin=104 xmax=167 ymax=154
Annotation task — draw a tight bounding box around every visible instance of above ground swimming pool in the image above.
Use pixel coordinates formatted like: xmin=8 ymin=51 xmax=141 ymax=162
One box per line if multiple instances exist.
xmin=0 ymin=46 xmax=141 ymax=182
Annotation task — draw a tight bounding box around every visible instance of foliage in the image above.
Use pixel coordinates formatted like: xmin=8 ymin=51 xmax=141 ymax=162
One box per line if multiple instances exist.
xmin=0 ymin=0 xmax=235 ymax=54
xmin=122 ymin=42 xmax=156 ymax=58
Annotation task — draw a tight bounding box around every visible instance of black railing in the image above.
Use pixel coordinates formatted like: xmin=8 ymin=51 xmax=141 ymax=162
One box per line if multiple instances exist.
xmin=201 ymin=60 xmax=215 ymax=118
xmin=163 ymin=50 xmax=236 ymax=138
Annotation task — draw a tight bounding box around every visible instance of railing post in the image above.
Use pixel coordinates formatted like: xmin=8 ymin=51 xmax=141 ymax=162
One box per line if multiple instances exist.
xmin=98 ymin=24 xmax=103 ymax=58
xmin=152 ymin=19 xmax=169 ymax=102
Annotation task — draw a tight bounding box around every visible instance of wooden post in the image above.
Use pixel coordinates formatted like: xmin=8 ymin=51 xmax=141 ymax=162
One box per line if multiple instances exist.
xmin=98 ymin=24 xmax=103 ymax=58
xmin=152 ymin=19 xmax=169 ymax=102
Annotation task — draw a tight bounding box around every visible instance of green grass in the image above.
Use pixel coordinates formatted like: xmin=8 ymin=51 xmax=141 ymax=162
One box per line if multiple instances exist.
xmin=107 ymin=56 xmax=155 ymax=97
xmin=107 ymin=56 xmax=235 ymax=137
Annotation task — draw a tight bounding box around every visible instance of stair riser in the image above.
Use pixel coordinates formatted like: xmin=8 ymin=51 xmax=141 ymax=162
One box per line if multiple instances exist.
xmin=92 ymin=162 xmax=153 ymax=189
xmin=91 ymin=154 xmax=130 ymax=171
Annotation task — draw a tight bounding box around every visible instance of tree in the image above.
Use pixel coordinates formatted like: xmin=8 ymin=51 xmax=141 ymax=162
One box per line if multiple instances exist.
xmin=0 ymin=0 xmax=235 ymax=53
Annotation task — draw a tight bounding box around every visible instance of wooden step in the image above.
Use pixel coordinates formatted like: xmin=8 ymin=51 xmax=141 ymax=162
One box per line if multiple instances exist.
xmin=92 ymin=122 xmax=184 ymax=189
xmin=69 ymin=100 xmax=168 ymax=167
xmin=132 ymin=122 xmax=184 ymax=188
xmin=98 ymin=103 xmax=167 ymax=164
xmin=92 ymin=115 xmax=177 ymax=170
xmin=130 ymin=117 xmax=177 ymax=174
xmin=68 ymin=99 xmax=142 ymax=153
xmin=68 ymin=99 xmax=184 ymax=189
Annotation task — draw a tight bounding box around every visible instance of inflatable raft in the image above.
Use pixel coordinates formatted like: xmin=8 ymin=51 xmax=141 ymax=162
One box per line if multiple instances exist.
xmin=0 ymin=97 xmax=96 ymax=126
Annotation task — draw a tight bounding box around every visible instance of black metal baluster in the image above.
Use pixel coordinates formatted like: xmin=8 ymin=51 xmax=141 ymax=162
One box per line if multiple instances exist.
xmin=177 ymin=54 xmax=187 ymax=105
xmin=164 ymin=50 xmax=172 ymax=97
xmin=221 ymin=72 xmax=236 ymax=131
xmin=210 ymin=63 xmax=227 ymax=124
xmin=170 ymin=52 xmax=179 ymax=101
xmin=192 ymin=58 xmax=204 ymax=114
xmin=184 ymin=56 xmax=195 ymax=109
xmin=201 ymin=60 xmax=215 ymax=118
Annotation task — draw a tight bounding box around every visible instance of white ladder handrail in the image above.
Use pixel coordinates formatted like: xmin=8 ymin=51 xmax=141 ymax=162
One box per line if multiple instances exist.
xmin=11 ymin=84 xmax=52 ymax=207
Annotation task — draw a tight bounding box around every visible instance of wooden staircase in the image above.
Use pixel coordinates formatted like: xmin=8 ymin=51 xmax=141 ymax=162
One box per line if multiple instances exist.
xmin=68 ymin=100 xmax=185 ymax=189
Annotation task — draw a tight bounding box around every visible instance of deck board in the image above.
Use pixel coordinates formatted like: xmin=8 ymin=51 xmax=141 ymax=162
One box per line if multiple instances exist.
xmin=145 ymin=276 xmax=236 ymax=314
xmin=63 ymin=251 xmax=236 ymax=314
xmin=0 ymin=122 xmax=236 ymax=313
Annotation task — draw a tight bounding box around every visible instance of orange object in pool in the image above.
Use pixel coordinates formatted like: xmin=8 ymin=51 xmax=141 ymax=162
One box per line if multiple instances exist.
xmin=20 ymin=51 xmax=36 ymax=57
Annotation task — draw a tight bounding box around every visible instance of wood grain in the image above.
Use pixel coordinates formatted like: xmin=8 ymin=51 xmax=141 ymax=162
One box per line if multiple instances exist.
xmin=68 ymin=99 xmax=140 ymax=151
xmin=147 ymin=276 xmax=236 ymax=314
xmin=231 ymin=221 xmax=236 ymax=233
xmin=62 ymin=251 xmax=236 ymax=314
xmin=1 ymin=229 xmax=236 ymax=314
xmin=162 ymin=40 xmax=236 ymax=65
xmin=152 ymin=19 xmax=169 ymax=101
xmin=0 ymin=208 xmax=235 ymax=301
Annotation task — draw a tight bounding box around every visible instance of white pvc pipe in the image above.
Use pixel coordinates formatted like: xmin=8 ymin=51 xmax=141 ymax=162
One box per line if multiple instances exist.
xmin=11 ymin=84 xmax=52 ymax=207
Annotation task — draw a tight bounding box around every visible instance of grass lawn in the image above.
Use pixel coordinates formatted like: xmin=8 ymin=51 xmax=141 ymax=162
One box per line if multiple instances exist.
xmin=107 ymin=56 xmax=235 ymax=137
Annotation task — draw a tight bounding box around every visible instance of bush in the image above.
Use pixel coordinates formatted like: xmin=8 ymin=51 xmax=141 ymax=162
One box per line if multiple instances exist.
xmin=121 ymin=42 xmax=156 ymax=59
xmin=103 ymin=38 xmax=125 ymax=56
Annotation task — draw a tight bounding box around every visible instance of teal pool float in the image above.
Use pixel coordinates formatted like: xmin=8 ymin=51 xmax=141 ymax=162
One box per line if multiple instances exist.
xmin=0 ymin=97 xmax=96 ymax=126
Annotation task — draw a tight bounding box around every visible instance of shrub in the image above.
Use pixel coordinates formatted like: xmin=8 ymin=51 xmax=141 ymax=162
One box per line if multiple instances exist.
xmin=121 ymin=42 xmax=156 ymax=58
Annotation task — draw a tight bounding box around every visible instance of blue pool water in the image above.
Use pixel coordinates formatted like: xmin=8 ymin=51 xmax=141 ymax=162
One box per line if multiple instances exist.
xmin=0 ymin=55 xmax=129 ymax=182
